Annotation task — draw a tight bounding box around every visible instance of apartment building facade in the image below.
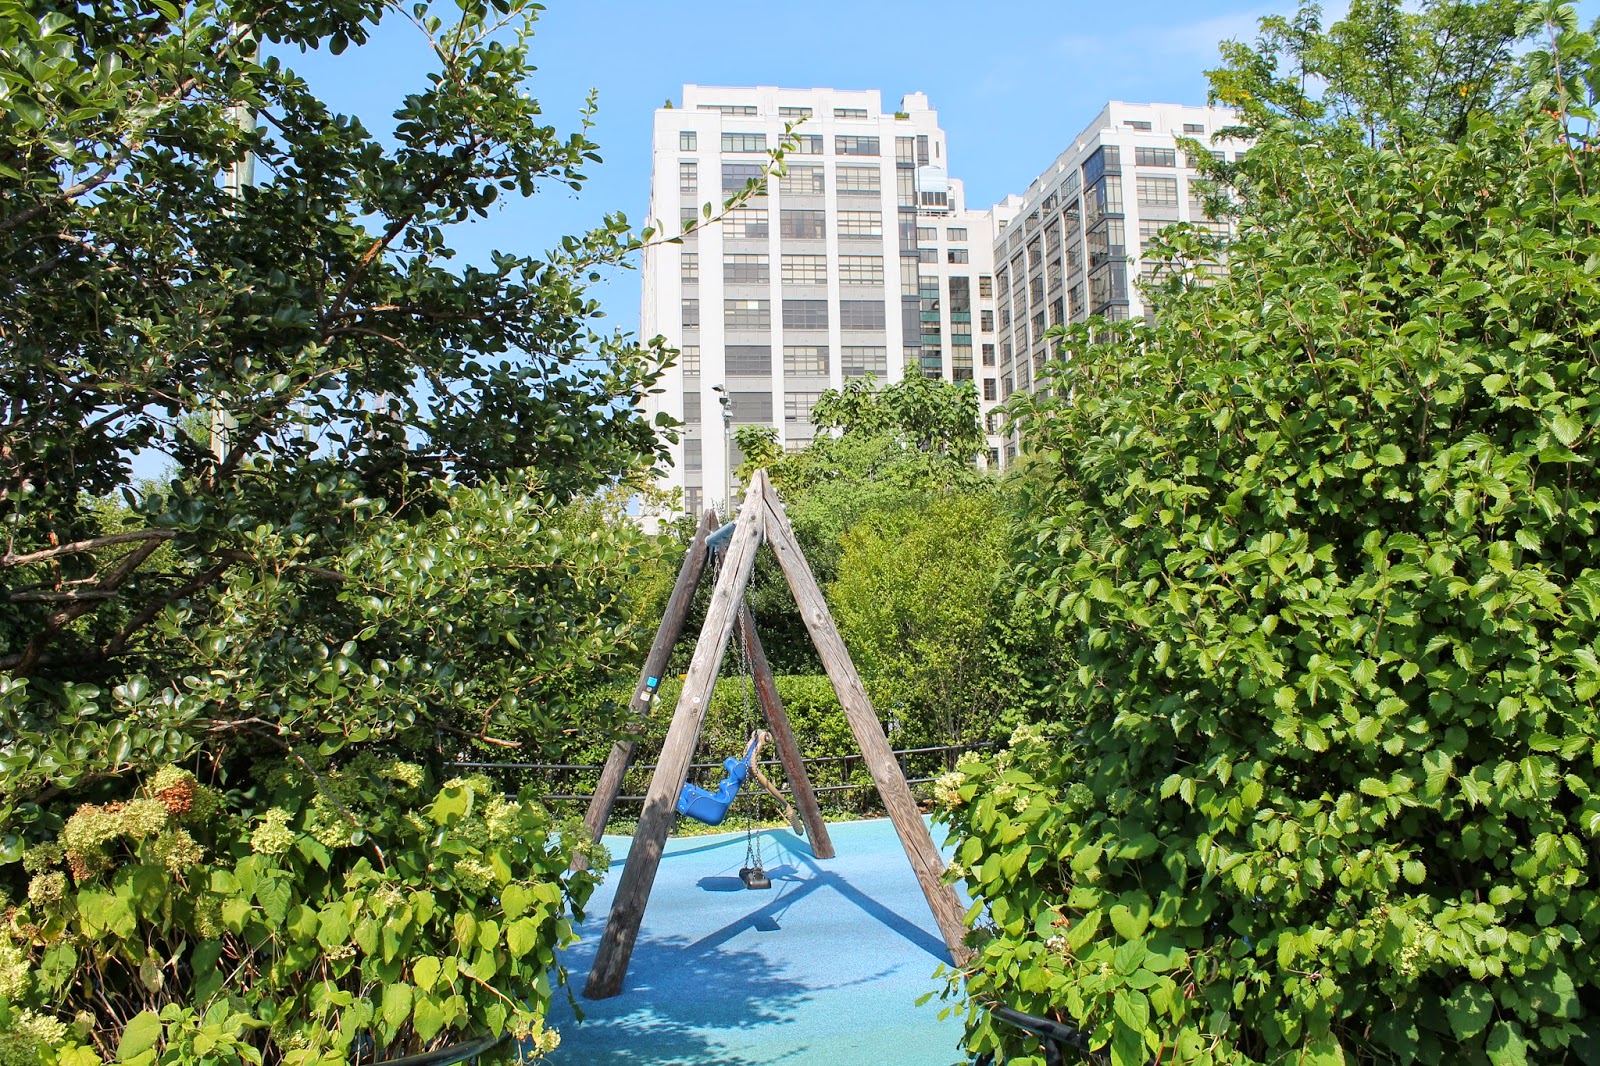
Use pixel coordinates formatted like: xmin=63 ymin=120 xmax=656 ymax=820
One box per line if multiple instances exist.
xmin=639 ymin=85 xmax=1009 ymax=517
xmin=988 ymin=101 xmax=1247 ymax=466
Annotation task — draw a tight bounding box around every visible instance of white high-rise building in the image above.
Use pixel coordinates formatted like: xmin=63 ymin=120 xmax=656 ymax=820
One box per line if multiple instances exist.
xmin=989 ymin=101 xmax=1247 ymax=466
xmin=639 ymin=85 xmax=1008 ymax=518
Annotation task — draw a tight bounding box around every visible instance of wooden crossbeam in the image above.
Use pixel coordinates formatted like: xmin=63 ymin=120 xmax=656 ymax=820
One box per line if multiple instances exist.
xmin=758 ymin=483 xmax=972 ymax=964
xmin=738 ymin=603 xmax=835 ymax=859
xmin=583 ymin=492 xmax=766 ymax=1000
xmin=581 ymin=509 xmax=716 ymax=847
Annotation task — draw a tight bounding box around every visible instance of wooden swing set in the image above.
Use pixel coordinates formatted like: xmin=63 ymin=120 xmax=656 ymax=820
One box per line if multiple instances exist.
xmin=579 ymin=470 xmax=971 ymax=1000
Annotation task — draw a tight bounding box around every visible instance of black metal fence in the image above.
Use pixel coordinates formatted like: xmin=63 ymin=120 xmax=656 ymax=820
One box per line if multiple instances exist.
xmin=447 ymin=741 xmax=996 ymax=813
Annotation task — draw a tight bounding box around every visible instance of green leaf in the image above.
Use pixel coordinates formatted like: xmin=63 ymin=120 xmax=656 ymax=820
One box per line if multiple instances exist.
xmin=117 ymin=1011 xmax=164 ymax=1061
xmin=1486 ymin=1021 xmax=1528 ymax=1066
xmin=413 ymin=955 xmax=442 ymax=992
xmin=1446 ymin=983 xmax=1494 ymax=1041
xmin=381 ymin=983 xmax=414 ymax=1032
xmin=506 ymin=917 xmax=540 ymax=958
xmin=412 ymin=994 xmax=447 ymax=1042
xmin=1376 ymin=443 xmax=1405 ymax=466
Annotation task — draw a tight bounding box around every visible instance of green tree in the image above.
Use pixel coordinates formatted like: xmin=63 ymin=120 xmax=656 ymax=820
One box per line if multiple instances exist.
xmin=0 ymin=0 xmax=680 ymax=1058
xmin=940 ymin=4 xmax=1600 ymax=1065
xmin=829 ymin=491 xmax=1019 ymax=750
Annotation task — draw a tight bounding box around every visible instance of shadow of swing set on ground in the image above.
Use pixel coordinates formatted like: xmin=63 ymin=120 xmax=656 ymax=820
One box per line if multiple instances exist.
xmin=545 ymin=818 xmax=969 ymax=1066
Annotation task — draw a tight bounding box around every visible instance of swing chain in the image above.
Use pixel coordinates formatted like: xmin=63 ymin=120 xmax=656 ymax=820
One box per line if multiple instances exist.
xmin=738 ymin=593 xmax=764 ymax=875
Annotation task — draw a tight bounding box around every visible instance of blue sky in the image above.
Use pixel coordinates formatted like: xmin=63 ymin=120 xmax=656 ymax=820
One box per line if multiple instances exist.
xmin=277 ymin=0 xmax=1592 ymax=344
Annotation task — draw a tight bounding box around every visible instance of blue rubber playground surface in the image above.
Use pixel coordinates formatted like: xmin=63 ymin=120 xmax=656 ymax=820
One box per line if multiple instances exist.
xmin=545 ymin=816 xmax=971 ymax=1066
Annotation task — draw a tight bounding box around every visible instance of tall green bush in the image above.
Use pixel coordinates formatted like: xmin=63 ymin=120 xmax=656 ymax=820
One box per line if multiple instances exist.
xmin=940 ymin=4 xmax=1600 ymax=1064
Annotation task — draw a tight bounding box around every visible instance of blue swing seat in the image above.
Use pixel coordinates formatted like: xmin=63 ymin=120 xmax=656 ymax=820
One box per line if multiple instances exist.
xmin=677 ymin=733 xmax=762 ymax=826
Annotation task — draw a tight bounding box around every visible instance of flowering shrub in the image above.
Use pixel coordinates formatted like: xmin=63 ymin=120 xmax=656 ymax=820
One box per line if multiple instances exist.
xmin=0 ymin=760 xmax=603 ymax=1064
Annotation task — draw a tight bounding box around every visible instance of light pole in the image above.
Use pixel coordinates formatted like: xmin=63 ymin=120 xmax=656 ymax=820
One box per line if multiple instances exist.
xmin=711 ymin=384 xmax=732 ymax=514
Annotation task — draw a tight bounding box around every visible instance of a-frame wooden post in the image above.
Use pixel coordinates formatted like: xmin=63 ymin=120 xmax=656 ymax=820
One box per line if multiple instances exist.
xmin=758 ymin=481 xmax=972 ymax=965
xmin=583 ymin=493 xmax=766 ymax=999
xmin=582 ymin=510 xmax=717 ymax=845
xmin=738 ymin=603 xmax=835 ymax=859
xmin=584 ymin=471 xmax=970 ymax=1000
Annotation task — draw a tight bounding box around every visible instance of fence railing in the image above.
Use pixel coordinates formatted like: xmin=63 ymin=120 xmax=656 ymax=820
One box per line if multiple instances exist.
xmin=447 ymin=741 xmax=996 ymax=806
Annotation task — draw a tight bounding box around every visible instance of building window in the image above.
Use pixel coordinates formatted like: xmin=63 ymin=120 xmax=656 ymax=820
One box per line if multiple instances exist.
xmin=681 ymin=298 xmax=699 ymax=328
xmin=835 ymin=135 xmax=880 ymax=156
xmin=785 ymin=391 xmax=822 ymax=424
xmin=980 ymin=309 xmax=994 ymax=331
xmin=680 ymin=206 xmax=699 ymax=228
xmin=837 ymin=166 xmax=881 ymax=193
xmin=681 ymin=252 xmax=699 ymax=283
xmin=918 ymin=247 xmax=937 ymax=263
xmin=684 ymin=437 xmax=703 ymax=472
xmin=1182 ymin=122 xmax=1205 ymax=134
xmin=679 ymin=131 xmax=697 ymax=151
xmin=981 ymin=343 xmax=996 ymax=367
xmin=1135 ymin=146 xmax=1177 ymax=167
xmin=953 ymin=366 xmax=973 ymax=382
xmin=920 ymin=190 xmax=949 ymax=208
xmin=724 ymin=253 xmax=770 ymax=284
xmin=699 ymin=103 xmax=758 ymax=115
xmin=833 ymin=107 xmax=869 ymax=119
xmin=840 ymin=300 xmax=886 ymax=330
xmin=781 ymin=254 xmax=827 ymax=284
xmin=947 ymin=227 xmax=968 ymax=241
xmin=722 ymin=132 xmax=767 ymax=153
xmin=793 ymin=134 xmax=824 ymax=154
xmin=723 ymin=162 xmax=766 ymax=195
xmin=779 ymin=106 xmax=813 ymax=119
xmin=896 ymin=137 xmax=916 ymax=164
xmin=838 ymin=211 xmax=883 ymax=238
xmin=726 ymin=345 xmax=772 ymax=375
xmin=1139 ymin=219 xmax=1171 ymax=247
xmin=1136 ymin=175 xmax=1179 ymax=207
xmin=780 ymin=209 xmax=826 ymax=239
xmin=979 ymin=274 xmax=993 ymax=298
xmin=780 ymin=165 xmax=825 ymax=195
xmin=680 ymin=345 xmax=701 ymax=374
xmin=841 ymin=346 xmax=888 ymax=377
xmin=683 ymin=393 xmax=703 ymax=425
xmin=839 ymin=255 xmax=884 ymax=285
xmin=679 ymin=161 xmax=698 ymax=195
xmin=947 ymin=248 xmax=969 ymax=264
xmin=784 ymin=345 xmax=829 ymax=375
xmin=917 ymin=226 xmax=937 ymax=241
xmin=724 ymin=207 xmax=768 ymax=238
xmin=725 ymin=299 xmax=771 ymax=329
xmin=783 ymin=299 xmax=829 ymax=330
xmin=730 ymin=392 xmax=773 ymax=422
xmin=1124 ymin=119 xmax=1152 ymax=130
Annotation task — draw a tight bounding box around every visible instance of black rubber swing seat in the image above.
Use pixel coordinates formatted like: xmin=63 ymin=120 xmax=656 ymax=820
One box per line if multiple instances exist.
xmin=739 ymin=865 xmax=772 ymax=890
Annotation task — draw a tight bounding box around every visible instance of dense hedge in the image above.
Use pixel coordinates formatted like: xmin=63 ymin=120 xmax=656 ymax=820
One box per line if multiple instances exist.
xmin=938 ymin=104 xmax=1600 ymax=1066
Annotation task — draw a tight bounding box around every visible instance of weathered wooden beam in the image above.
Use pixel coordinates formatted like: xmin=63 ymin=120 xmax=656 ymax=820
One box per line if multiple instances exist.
xmin=583 ymin=490 xmax=766 ymax=1000
xmin=582 ymin=509 xmax=717 ymax=847
xmin=738 ymin=603 xmax=835 ymax=859
xmin=759 ymin=479 xmax=971 ymax=964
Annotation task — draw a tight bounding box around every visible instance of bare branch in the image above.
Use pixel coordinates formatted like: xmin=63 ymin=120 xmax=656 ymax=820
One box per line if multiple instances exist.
xmin=2 ymin=530 xmax=175 ymax=569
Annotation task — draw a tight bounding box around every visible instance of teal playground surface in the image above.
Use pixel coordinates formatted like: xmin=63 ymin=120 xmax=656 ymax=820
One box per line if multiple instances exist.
xmin=545 ymin=816 xmax=970 ymax=1066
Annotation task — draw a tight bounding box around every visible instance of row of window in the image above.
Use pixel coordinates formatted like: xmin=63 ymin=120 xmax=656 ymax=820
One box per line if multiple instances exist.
xmin=679 ymin=162 xmax=891 ymax=197
xmin=710 ymin=208 xmax=885 ymax=240
xmin=695 ymin=253 xmax=887 ymax=285
xmin=677 ymin=345 xmax=891 ymax=386
xmin=678 ymin=132 xmax=883 ymax=156
xmin=685 ymin=299 xmax=889 ymax=331
xmin=693 ymin=105 xmax=873 ymax=120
